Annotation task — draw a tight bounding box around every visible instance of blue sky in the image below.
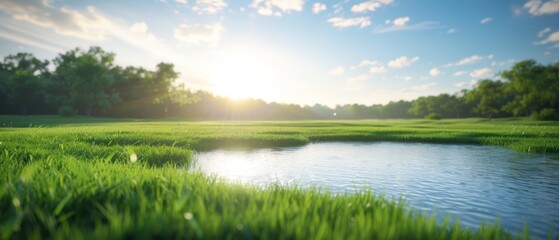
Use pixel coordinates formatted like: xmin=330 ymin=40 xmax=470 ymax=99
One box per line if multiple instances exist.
xmin=1 ymin=0 xmax=558 ymax=106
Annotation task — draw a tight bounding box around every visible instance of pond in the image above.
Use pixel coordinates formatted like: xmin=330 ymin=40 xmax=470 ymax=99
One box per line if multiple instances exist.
xmin=193 ymin=142 xmax=559 ymax=238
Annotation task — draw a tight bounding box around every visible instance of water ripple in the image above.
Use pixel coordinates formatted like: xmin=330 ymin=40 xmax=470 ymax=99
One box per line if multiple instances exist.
xmin=193 ymin=142 xmax=559 ymax=239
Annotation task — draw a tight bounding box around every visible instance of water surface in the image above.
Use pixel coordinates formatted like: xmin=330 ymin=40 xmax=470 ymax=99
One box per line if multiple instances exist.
xmin=193 ymin=142 xmax=559 ymax=238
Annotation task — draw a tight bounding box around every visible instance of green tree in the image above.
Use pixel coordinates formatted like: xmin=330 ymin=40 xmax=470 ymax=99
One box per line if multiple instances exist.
xmin=1 ymin=53 xmax=49 ymax=115
xmin=465 ymin=80 xmax=510 ymax=118
xmin=49 ymin=47 xmax=120 ymax=116
xmin=151 ymin=63 xmax=197 ymax=118
xmin=501 ymin=60 xmax=559 ymax=118
xmin=408 ymin=96 xmax=430 ymax=118
xmin=382 ymin=100 xmax=413 ymax=119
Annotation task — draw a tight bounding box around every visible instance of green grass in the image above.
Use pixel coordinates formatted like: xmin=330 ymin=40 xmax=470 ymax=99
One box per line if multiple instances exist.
xmin=1 ymin=115 xmax=558 ymax=239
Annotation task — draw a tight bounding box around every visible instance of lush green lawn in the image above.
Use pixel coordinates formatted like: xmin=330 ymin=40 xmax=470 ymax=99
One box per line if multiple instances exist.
xmin=1 ymin=116 xmax=558 ymax=239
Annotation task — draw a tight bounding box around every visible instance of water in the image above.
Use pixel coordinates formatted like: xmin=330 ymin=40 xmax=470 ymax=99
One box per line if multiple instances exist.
xmin=193 ymin=142 xmax=559 ymax=238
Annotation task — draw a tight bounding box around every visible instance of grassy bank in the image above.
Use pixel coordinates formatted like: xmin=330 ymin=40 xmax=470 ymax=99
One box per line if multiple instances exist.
xmin=1 ymin=116 xmax=558 ymax=239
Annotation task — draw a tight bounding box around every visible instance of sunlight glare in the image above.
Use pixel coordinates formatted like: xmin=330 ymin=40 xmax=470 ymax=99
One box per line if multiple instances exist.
xmin=210 ymin=47 xmax=273 ymax=100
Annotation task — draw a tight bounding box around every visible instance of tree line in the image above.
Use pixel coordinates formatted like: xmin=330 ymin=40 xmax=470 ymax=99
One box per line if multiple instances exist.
xmin=0 ymin=46 xmax=558 ymax=120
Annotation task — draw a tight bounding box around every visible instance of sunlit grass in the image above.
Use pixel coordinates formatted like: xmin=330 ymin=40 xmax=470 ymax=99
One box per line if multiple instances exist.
xmin=1 ymin=116 xmax=558 ymax=239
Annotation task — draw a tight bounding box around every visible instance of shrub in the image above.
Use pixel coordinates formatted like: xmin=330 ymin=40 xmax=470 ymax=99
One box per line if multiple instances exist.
xmin=425 ymin=112 xmax=441 ymax=120
xmin=531 ymin=108 xmax=558 ymax=120
xmin=58 ymin=106 xmax=77 ymax=117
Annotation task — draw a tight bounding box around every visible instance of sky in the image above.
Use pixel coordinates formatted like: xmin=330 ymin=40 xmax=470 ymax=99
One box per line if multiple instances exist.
xmin=0 ymin=0 xmax=558 ymax=107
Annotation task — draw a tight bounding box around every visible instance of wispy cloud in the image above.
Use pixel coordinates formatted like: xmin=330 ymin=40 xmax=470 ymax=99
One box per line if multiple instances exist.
xmin=373 ymin=21 xmax=443 ymax=33
xmin=393 ymin=17 xmax=410 ymax=27
xmin=0 ymin=0 xmax=166 ymax=53
xmin=470 ymin=68 xmax=492 ymax=78
xmin=534 ymin=30 xmax=559 ymax=46
xmin=351 ymin=0 xmax=393 ymax=13
xmin=0 ymin=1 xmax=109 ymax=41
xmin=312 ymin=2 xmax=327 ymax=14
xmin=329 ymin=66 xmax=345 ymax=75
xmin=447 ymin=28 xmax=457 ymax=34
xmin=174 ymin=22 xmax=223 ymax=46
xmin=455 ymin=80 xmax=478 ymax=88
xmin=328 ymin=17 xmax=371 ymax=28
xmin=358 ymin=59 xmax=380 ymax=67
xmin=445 ymin=55 xmax=484 ymax=67
xmin=388 ymin=56 xmax=419 ymax=68
xmin=0 ymin=28 xmax=64 ymax=52
xmin=480 ymin=17 xmax=492 ymax=24
xmin=251 ymin=0 xmax=304 ymax=16
xmin=538 ymin=27 xmax=551 ymax=37
xmin=192 ymin=0 xmax=227 ymax=14
xmin=369 ymin=66 xmax=387 ymax=74
xmin=524 ymin=0 xmax=559 ymax=15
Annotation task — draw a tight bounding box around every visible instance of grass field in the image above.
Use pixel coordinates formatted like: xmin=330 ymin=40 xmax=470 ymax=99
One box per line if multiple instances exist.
xmin=1 ymin=116 xmax=558 ymax=239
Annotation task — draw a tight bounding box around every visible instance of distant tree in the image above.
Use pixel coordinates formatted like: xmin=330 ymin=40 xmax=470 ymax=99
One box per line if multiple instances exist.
xmin=0 ymin=62 xmax=9 ymax=113
xmin=150 ymin=63 xmax=198 ymax=118
xmin=465 ymin=80 xmax=510 ymax=118
xmin=408 ymin=94 xmax=460 ymax=119
xmin=1 ymin=53 xmax=49 ymax=115
xmin=48 ymin=47 xmax=120 ymax=116
xmin=382 ymin=100 xmax=413 ymax=119
xmin=408 ymin=96 xmax=430 ymax=118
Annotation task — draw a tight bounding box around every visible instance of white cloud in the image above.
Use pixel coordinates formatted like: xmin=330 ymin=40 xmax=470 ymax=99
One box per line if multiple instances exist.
xmin=174 ymin=22 xmax=223 ymax=46
xmin=328 ymin=17 xmax=371 ymax=28
xmin=358 ymin=59 xmax=379 ymax=67
xmin=0 ymin=2 xmax=110 ymax=41
xmin=176 ymin=0 xmax=187 ymax=4
xmin=388 ymin=56 xmax=419 ymax=68
xmin=403 ymin=75 xmax=412 ymax=81
xmin=538 ymin=27 xmax=551 ymax=37
xmin=480 ymin=17 xmax=492 ymax=24
xmin=0 ymin=0 xmax=162 ymax=52
xmin=369 ymin=66 xmax=387 ymax=74
xmin=455 ymin=80 xmax=479 ymax=88
xmin=393 ymin=17 xmax=410 ymax=27
xmin=0 ymin=29 xmax=64 ymax=52
xmin=351 ymin=0 xmax=393 ymax=13
xmin=347 ymin=74 xmax=368 ymax=82
xmin=447 ymin=28 xmax=456 ymax=34
xmin=429 ymin=68 xmax=440 ymax=77
xmin=401 ymin=82 xmax=436 ymax=93
xmin=373 ymin=21 xmax=443 ymax=33
xmin=524 ymin=0 xmax=559 ymax=15
xmin=251 ymin=0 xmax=304 ymax=16
xmin=470 ymin=68 xmax=492 ymax=78
xmin=535 ymin=30 xmax=559 ymax=45
xmin=312 ymin=2 xmax=326 ymax=14
xmin=130 ymin=22 xmax=148 ymax=33
xmin=453 ymin=71 xmax=467 ymax=76
xmin=454 ymin=55 xmax=483 ymax=66
xmin=192 ymin=0 xmax=227 ymax=14
xmin=329 ymin=66 xmax=345 ymax=75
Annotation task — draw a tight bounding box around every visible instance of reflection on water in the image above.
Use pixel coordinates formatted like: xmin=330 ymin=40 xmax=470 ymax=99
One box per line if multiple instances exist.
xmin=193 ymin=142 xmax=559 ymax=238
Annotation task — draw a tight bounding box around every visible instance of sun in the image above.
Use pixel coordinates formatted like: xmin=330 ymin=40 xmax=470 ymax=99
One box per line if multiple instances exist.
xmin=209 ymin=48 xmax=273 ymax=100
